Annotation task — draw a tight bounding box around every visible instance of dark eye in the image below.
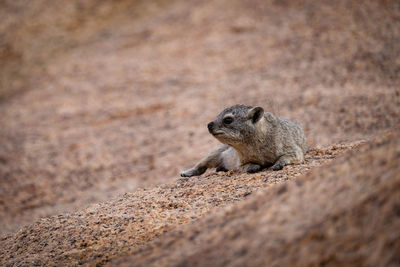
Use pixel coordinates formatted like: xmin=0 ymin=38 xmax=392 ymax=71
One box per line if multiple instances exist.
xmin=223 ymin=117 xmax=233 ymax=124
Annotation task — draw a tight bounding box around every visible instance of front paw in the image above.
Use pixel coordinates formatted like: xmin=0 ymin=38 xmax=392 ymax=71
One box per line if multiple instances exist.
xmin=246 ymin=164 xmax=261 ymax=173
xmin=271 ymin=162 xmax=286 ymax=171
xmin=181 ymin=168 xmax=195 ymax=177
xmin=180 ymin=166 xmax=206 ymax=177
xmin=216 ymin=166 xmax=229 ymax=172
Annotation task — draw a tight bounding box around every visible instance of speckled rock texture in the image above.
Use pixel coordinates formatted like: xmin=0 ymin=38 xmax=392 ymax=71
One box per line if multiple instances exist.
xmin=110 ymin=133 xmax=400 ymax=267
xmin=1 ymin=0 xmax=399 ymax=234
xmin=1 ymin=0 xmax=400 ymax=266
xmin=0 ymin=144 xmax=354 ymax=266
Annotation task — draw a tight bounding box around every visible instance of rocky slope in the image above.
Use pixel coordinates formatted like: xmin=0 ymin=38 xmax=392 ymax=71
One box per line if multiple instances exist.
xmin=1 ymin=134 xmax=399 ymax=266
xmin=0 ymin=143 xmax=356 ymax=266
xmin=1 ymin=0 xmax=400 ymax=266
xmin=1 ymin=0 xmax=399 ymax=235
xmin=112 ymin=132 xmax=400 ymax=267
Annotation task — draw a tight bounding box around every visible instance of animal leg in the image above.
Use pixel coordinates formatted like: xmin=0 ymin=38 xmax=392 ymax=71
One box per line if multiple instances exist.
xmin=271 ymin=148 xmax=304 ymax=171
xmin=240 ymin=162 xmax=262 ymax=173
xmin=181 ymin=145 xmax=229 ymax=177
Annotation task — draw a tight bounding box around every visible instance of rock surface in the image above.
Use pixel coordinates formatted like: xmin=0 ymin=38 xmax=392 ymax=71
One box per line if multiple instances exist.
xmin=0 ymin=144 xmax=354 ymax=266
xmin=112 ymin=133 xmax=400 ymax=267
xmin=1 ymin=0 xmax=399 ymax=235
xmin=1 ymin=0 xmax=400 ymax=266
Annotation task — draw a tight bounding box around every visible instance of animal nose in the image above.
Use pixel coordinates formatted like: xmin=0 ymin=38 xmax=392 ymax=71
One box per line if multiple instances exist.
xmin=207 ymin=122 xmax=214 ymax=132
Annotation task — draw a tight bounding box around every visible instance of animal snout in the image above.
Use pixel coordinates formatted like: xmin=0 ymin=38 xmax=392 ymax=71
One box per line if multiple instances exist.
xmin=207 ymin=122 xmax=214 ymax=133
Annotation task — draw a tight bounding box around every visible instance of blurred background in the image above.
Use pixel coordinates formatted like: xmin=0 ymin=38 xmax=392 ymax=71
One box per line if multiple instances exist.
xmin=1 ymin=0 xmax=399 ymax=234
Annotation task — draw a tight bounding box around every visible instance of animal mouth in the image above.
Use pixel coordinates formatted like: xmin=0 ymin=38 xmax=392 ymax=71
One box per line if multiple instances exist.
xmin=212 ymin=131 xmax=224 ymax=136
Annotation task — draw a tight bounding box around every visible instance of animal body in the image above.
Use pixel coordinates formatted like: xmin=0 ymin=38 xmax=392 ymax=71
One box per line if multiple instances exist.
xmin=181 ymin=105 xmax=307 ymax=177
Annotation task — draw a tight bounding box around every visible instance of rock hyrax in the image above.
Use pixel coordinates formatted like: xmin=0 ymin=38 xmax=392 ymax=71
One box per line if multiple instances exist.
xmin=181 ymin=105 xmax=307 ymax=177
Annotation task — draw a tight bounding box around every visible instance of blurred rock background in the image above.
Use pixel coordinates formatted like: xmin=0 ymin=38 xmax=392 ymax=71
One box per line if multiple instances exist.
xmin=1 ymin=0 xmax=399 ymax=237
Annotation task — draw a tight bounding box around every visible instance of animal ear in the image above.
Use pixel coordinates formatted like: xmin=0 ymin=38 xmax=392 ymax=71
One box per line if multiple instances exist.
xmin=247 ymin=106 xmax=264 ymax=123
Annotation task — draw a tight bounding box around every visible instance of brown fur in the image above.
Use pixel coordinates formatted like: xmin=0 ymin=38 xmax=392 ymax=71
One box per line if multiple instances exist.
xmin=181 ymin=105 xmax=307 ymax=177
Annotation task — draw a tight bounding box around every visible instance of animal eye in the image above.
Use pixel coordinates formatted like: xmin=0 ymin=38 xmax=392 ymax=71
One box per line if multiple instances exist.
xmin=223 ymin=117 xmax=233 ymax=124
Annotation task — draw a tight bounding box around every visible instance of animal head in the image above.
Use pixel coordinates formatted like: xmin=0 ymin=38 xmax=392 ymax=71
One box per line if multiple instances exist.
xmin=207 ymin=105 xmax=264 ymax=147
